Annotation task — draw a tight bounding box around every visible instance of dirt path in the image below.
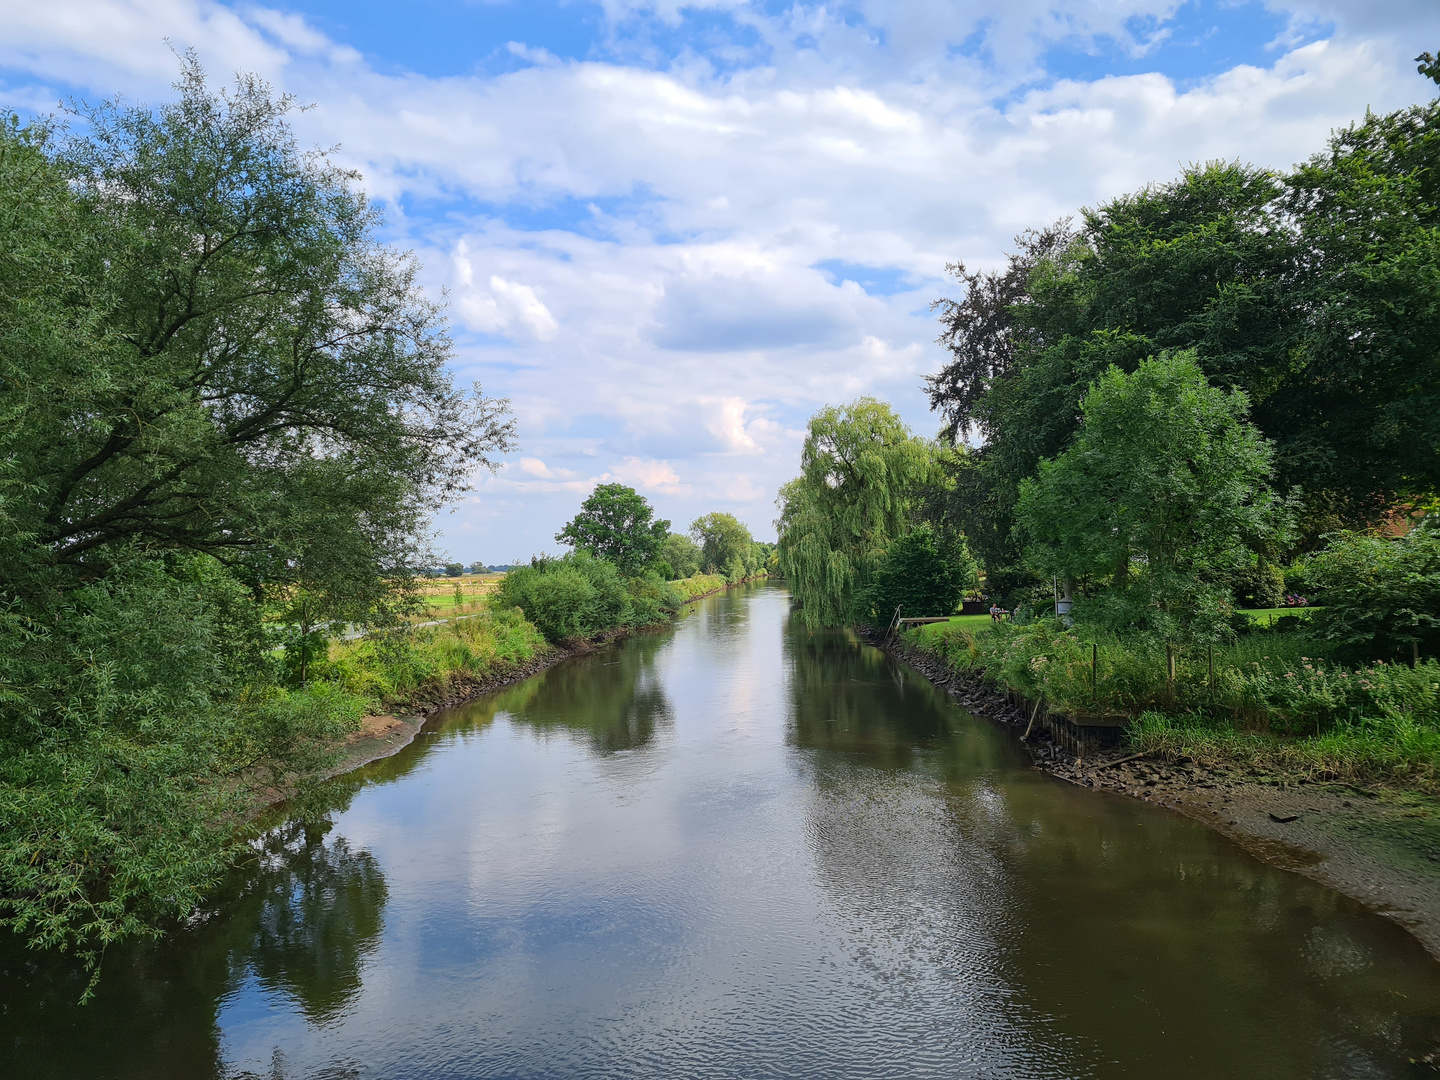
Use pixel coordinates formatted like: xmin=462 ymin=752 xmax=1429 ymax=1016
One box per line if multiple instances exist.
xmin=883 ymin=635 xmax=1440 ymax=963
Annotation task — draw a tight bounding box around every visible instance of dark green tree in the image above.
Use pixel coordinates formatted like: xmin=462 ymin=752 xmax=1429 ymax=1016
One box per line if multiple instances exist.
xmin=1015 ymin=353 xmax=1289 ymax=636
xmin=0 ymin=61 xmax=513 ymax=977
xmin=555 ymin=483 xmax=670 ymax=575
xmin=928 ymin=102 xmax=1440 ymax=553
xmin=861 ymin=523 xmax=978 ymax=624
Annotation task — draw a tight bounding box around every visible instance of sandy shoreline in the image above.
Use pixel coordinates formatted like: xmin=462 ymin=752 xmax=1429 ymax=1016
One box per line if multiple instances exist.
xmin=879 ymin=633 xmax=1440 ymax=964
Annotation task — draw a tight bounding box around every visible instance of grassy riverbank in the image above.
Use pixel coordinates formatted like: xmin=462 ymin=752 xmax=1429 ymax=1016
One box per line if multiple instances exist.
xmin=902 ymin=618 xmax=1440 ymax=794
xmin=317 ymin=571 xmax=762 ymax=715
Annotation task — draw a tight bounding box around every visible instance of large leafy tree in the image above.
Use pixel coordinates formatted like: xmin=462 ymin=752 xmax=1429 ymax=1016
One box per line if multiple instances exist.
xmin=1015 ymin=353 xmax=1289 ymax=634
xmin=688 ymin=512 xmax=755 ymax=576
xmin=776 ymin=398 xmax=942 ymax=628
xmin=0 ymin=62 xmax=514 ymax=975
xmin=3 ymin=61 xmax=513 ymax=605
xmin=556 ymin=483 xmax=670 ymax=575
xmin=929 ymin=100 xmax=1440 ymax=558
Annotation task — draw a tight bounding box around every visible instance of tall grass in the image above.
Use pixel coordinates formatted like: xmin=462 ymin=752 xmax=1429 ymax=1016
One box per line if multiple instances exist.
xmin=906 ymin=619 xmax=1440 ymax=789
xmin=317 ymin=606 xmax=549 ymax=708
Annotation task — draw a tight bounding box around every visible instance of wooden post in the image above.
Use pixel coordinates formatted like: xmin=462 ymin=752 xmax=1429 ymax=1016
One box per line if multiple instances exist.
xmin=1166 ymin=642 xmax=1175 ymax=685
xmin=1091 ymin=642 xmax=1098 ymax=708
xmin=1414 ymin=641 xmax=1420 ymax=668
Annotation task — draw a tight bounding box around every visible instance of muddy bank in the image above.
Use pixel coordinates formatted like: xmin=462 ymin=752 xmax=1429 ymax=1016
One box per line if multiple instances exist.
xmin=873 ymin=631 xmax=1440 ymax=963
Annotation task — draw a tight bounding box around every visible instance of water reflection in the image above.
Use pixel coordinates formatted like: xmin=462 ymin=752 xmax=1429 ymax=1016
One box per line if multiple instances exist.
xmin=0 ymin=807 xmax=386 ymax=1080
xmin=239 ymin=820 xmax=388 ymax=1025
xmin=2 ymin=583 xmax=1438 ymax=1080
xmin=784 ymin=615 xmax=1440 ymax=1079
xmin=467 ymin=630 xmax=676 ymax=754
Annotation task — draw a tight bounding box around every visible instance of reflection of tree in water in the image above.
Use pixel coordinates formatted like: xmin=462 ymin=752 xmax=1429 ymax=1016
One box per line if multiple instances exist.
xmin=229 ymin=818 xmax=388 ymax=1025
xmin=783 ymin=621 xmax=960 ymax=768
xmin=0 ymin=807 xmax=387 ymax=1080
xmin=494 ymin=632 xmax=675 ymax=754
xmin=785 ymin=618 xmax=1440 ymax=1075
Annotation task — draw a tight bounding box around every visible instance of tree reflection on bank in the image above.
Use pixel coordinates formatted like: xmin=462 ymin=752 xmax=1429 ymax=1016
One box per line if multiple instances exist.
xmin=0 ymin=806 xmax=387 ymax=1080
xmin=462 ymin=631 xmax=676 ymax=755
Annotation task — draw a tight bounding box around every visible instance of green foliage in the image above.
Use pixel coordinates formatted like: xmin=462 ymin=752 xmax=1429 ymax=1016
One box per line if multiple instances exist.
xmin=929 ymin=102 xmax=1440 ymax=555
xmin=493 ymin=552 xmax=680 ymax=643
xmin=1235 ymin=558 xmax=1286 ymax=609
xmin=1 ymin=63 xmax=513 ymax=606
xmin=322 ymin=606 xmax=545 ymax=704
xmin=689 ymin=512 xmax=757 ymax=577
xmin=0 ymin=557 xmax=366 ymax=988
xmin=660 ymin=533 xmax=702 ymax=579
xmin=860 ymin=523 xmax=977 ymax=624
xmin=0 ymin=63 xmax=515 ymax=977
xmin=669 ymin=573 xmax=729 ymax=603
xmin=556 ymin=484 xmax=670 ymax=575
xmin=1306 ymin=530 xmax=1440 ymax=662
xmin=776 ymin=398 xmax=944 ymax=628
xmin=1129 ymin=704 xmax=1440 ymax=790
xmin=1421 ymin=51 xmax=1440 ymax=86
xmin=1016 ymin=353 xmax=1288 ymax=639
xmin=910 ymin=619 xmax=1440 ymax=785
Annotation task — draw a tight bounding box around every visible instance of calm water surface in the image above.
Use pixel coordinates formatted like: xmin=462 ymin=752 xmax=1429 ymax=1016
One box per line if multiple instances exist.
xmin=4 ymin=582 xmax=1440 ymax=1078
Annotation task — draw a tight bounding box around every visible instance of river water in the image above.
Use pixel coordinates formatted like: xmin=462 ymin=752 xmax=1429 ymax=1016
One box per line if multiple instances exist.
xmin=4 ymin=582 xmax=1439 ymax=1078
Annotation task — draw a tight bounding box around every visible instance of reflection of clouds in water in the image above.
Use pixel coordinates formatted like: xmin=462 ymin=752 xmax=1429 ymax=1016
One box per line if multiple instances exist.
xmin=783 ymin=618 xmax=1076 ymax=1075
xmin=796 ymin=760 xmax=1076 ymax=1077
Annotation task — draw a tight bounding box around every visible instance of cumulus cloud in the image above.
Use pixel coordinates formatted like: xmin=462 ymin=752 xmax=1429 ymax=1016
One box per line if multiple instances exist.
xmin=3 ymin=0 xmax=1437 ymax=557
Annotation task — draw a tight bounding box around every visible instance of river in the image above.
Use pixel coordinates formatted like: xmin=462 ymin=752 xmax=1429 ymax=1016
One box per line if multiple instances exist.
xmin=4 ymin=581 xmax=1439 ymax=1078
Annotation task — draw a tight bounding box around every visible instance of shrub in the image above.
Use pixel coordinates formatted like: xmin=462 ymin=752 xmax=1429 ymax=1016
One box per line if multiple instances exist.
xmin=494 ymin=552 xmax=680 ymax=642
xmin=860 ymin=523 xmax=978 ymax=625
xmin=1306 ymin=529 xmax=1440 ymax=662
xmin=1235 ymin=558 xmax=1286 ymax=608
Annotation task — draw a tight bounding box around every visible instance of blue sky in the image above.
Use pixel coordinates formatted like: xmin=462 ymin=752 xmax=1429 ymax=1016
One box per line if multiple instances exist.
xmin=1 ymin=0 xmax=1437 ymax=562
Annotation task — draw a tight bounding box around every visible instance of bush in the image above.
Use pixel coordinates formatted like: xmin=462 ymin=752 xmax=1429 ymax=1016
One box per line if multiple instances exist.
xmin=1235 ymin=558 xmax=1285 ymax=608
xmin=860 ymin=523 xmax=978 ymax=624
xmin=493 ymin=552 xmax=681 ymax=642
xmin=1072 ymin=572 xmax=1237 ymax=644
xmin=1306 ymin=529 xmax=1440 ymax=662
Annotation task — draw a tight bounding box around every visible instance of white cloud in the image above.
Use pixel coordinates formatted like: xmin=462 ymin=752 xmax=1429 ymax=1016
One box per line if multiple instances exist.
xmin=3 ymin=0 xmax=1437 ymax=558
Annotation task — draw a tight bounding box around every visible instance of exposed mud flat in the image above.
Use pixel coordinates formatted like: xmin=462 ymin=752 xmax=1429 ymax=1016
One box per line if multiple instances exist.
xmin=879 ymin=633 xmax=1440 ymax=963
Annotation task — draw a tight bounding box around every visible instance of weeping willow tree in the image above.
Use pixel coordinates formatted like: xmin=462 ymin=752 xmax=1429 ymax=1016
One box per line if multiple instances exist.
xmin=776 ymin=398 xmax=943 ymax=628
